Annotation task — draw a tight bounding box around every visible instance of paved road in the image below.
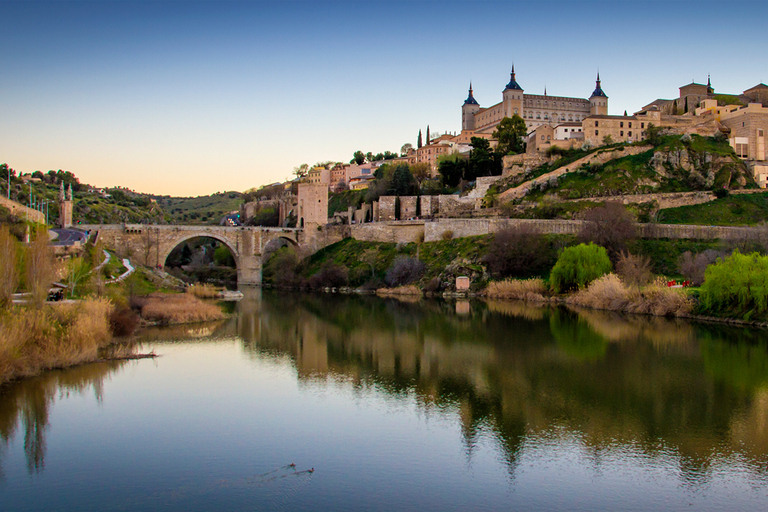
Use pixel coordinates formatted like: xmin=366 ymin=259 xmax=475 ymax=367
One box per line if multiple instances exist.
xmin=50 ymin=228 xmax=88 ymax=246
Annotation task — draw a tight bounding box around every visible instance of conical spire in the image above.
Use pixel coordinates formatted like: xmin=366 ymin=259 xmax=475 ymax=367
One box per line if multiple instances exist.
xmin=67 ymin=183 xmax=73 ymax=201
xmin=463 ymin=81 xmax=479 ymax=105
xmin=504 ymin=64 xmax=523 ymax=91
xmin=59 ymin=181 xmax=65 ymax=202
xmin=591 ymin=71 xmax=607 ymax=98
xmin=707 ymin=74 xmax=713 ymax=94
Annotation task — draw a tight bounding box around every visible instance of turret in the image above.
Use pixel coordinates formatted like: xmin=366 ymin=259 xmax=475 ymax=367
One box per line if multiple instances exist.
xmin=502 ymin=65 xmax=524 ymax=118
xmin=58 ymin=182 xmax=66 ymax=202
xmin=461 ymin=82 xmax=480 ymax=130
xmin=589 ymin=72 xmax=608 ymax=115
xmin=58 ymin=182 xmax=73 ymax=228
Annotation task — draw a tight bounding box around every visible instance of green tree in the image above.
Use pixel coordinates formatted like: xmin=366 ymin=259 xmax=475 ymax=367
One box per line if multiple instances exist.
xmin=550 ymin=243 xmax=612 ymax=294
xmin=417 ymin=130 xmax=423 ymax=149
xmin=66 ymin=257 xmax=91 ymax=298
xmin=492 ymin=115 xmax=527 ymax=156
xmin=400 ymin=143 xmax=413 ymax=156
xmin=437 ymin=153 xmax=466 ymax=188
xmin=351 ymin=151 xmax=365 ymax=165
xmin=467 ymin=137 xmax=500 ymax=180
xmin=388 ymin=164 xmax=416 ymax=196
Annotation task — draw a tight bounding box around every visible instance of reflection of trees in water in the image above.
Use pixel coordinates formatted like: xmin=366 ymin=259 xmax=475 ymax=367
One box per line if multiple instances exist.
xmin=0 ymin=361 xmax=125 ymax=476
xmin=238 ymin=291 xmax=768 ymax=480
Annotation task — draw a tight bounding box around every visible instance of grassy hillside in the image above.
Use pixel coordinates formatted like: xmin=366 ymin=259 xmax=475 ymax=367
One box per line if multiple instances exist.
xmin=657 ymin=192 xmax=768 ymax=226
xmin=148 ymin=191 xmax=243 ymax=225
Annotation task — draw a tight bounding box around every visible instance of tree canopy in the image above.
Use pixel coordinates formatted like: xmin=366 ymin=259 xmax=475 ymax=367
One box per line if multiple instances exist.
xmin=492 ymin=115 xmax=527 ymax=156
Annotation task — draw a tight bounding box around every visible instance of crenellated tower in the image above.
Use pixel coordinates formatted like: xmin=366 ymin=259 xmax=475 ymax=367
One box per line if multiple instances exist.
xmin=589 ymin=72 xmax=608 ymax=115
xmin=58 ymin=182 xmax=73 ymax=228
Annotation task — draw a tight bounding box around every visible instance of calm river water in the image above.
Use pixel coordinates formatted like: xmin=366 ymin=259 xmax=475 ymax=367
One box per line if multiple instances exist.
xmin=2 ymin=290 xmax=768 ymax=511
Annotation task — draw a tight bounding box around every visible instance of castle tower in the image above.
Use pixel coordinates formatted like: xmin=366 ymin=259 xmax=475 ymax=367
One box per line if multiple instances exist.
xmin=589 ymin=72 xmax=608 ymax=115
xmin=461 ymin=82 xmax=480 ymax=130
xmin=58 ymin=182 xmax=73 ymax=228
xmin=502 ymin=65 xmax=524 ymax=118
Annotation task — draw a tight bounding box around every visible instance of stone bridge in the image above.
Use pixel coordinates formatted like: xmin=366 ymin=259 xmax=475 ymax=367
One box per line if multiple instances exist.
xmin=80 ymin=223 xmax=327 ymax=286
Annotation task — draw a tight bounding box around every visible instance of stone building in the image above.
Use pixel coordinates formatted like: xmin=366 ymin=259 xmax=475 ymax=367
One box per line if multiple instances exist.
xmin=297 ymin=183 xmax=328 ymax=228
xmin=460 ymin=67 xmax=609 ymax=136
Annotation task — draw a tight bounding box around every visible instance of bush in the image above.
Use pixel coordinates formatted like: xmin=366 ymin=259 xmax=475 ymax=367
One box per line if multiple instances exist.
xmin=385 ymin=256 xmax=425 ymax=287
xmin=568 ymin=274 xmax=692 ymax=316
xmin=109 ymin=304 xmax=139 ymax=337
xmin=699 ymin=251 xmax=768 ymax=319
xmin=714 ymin=188 xmax=730 ymax=199
xmin=616 ymin=252 xmax=653 ymax=287
xmin=550 ymin=243 xmax=612 ymax=294
xmin=309 ymin=262 xmax=349 ymax=289
xmin=678 ymin=249 xmax=723 ymax=286
xmin=485 ymin=278 xmax=547 ymax=301
xmin=578 ymin=202 xmax=637 ymax=259
xmin=441 ymin=230 xmax=454 ymax=241
xmin=483 ymin=224 xmax=553 ymax=278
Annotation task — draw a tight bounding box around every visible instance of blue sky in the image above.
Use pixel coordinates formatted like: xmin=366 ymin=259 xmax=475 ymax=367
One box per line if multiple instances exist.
xmin=1 ymin=0 xmax=766 ymax=196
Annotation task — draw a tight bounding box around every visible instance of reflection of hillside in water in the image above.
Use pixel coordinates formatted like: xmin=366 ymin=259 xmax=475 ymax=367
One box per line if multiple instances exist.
xmin=238 ymin=291 xmax=768 ymax=478
xmin=0 ymin=361 xmax=128 ymax=476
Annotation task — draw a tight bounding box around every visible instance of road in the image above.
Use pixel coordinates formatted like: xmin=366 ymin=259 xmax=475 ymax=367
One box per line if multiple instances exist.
xmin=50 ymin=228 xmax=88 ymax=246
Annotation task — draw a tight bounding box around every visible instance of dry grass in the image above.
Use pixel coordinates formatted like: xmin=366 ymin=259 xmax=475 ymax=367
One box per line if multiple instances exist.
xmin=376 ymin=285 xmax=423 ymax=297
xmin=484 ymin=278 xmax=548 ymax=301
xmin=568 ymin=274 xmax=693 ymax=317
xmin=0 ymin=298 xmax=113 ymax=384
xmin=138 ymin=292 xmax=225 ymax=324
xmin=186 ymin=283 xmax=221 ymax=299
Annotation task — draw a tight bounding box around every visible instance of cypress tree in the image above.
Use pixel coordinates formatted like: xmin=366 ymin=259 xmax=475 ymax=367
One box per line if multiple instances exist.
xmin=417 ymin=130 xmax=422 ymax=149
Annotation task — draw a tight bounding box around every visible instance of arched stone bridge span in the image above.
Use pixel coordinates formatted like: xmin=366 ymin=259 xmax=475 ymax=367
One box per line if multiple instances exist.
xmin=80 ymin=224 xmax=328 ymax=286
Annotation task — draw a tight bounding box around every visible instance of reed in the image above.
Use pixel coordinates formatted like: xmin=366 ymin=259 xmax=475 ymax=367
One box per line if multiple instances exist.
xmin=138 ymin=292 xmax=225 ymax=324
xmin=484 ymin=278 xmax=548 ymax=301
xmin=186 ymin=283 xmax=220 ymax=299
xmin=0 ymin=298 xmax=113 ymax=384
xmin=568 ymin=274 xmax=692 ymax=317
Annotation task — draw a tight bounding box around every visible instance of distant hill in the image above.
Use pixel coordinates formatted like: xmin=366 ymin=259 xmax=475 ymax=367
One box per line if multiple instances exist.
xmin=145 ymin=192 xmax=243 ymax=225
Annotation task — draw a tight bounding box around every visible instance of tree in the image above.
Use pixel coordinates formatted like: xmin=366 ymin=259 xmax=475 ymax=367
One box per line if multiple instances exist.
xmin=351 ymin=151 xmax=365 ymax=165
xmin=438 ymin=153 xmax=466 ymax=188
xmin=0 ymin=225 xmax=19 ymax=305
xmin=410 ymin=162 xmax=432 ymax=189
xmin=492 ymin=115 xmax=527 ymax=156
xmin=140 ymin=228 xmax=157 ymax=266
xmin=293 ymin=163 xmax=309 ymax=179
xmin=550 ymin=243 xmax=612 ymax=294
xmin=388 ymin=164 xmax=416 ymax=196
xmin=578 ymin=202 xmax=637 ymax=259
xmin=401 ymin=143 xmax=413 ymax=156
xmin=467 ymin=137 xmax=500 ymax=180
xmin=66 ymin=257 xmax=90 ymax=298
xmin=483 ymin=224 xmax=553 ymax=278
xmin=417 ymin=130 xmax=423 ymax=149
xmin=25 ymin=226 xmax=56 ymax=308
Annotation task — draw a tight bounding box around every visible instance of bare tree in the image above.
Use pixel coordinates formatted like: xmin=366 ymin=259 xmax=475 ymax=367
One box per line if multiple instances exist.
xmin=25 ymin=226 xmax=56 ymax=308
xmin=579 ymin=202 xmax=637 ymax=259
xmin=66 ymin=257 xmax=90 ymax=298
xmin=0 ymin=225 xmax=20 ymax=306
xmin=140 ymin=228 xmax=156 ymax=266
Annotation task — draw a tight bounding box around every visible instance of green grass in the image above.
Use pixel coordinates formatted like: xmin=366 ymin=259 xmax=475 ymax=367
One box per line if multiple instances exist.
xmin=328 ymin=189 xmax=366 ymax=217
xmin=149 ymin=191 xmax=243 ymax=225
xmin=657 ymin=192 xmax=768 ymax=226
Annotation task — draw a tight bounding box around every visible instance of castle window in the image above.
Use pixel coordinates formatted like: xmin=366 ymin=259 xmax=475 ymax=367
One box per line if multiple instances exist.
xmin=620 ymin=122 xmax=624 ymax=128
xmin=595 ymin=130 xmax=599 ymax=136
xmin=541 ymin=135 xmax=545 ymax=140
xmin=595 ymin=121 xmax=599 ymax=127
xmin=547 ymin=135 xmax=551 ymax=140
xmin=641 ymin=123 xmax=645 ymax=128
xmin=620 ymin=131 xmax=624 ymax=136
xmin=628 ymin=122 xmax=632 ymax=128
xmin=628 ymin=131 xmax=632 ymax=137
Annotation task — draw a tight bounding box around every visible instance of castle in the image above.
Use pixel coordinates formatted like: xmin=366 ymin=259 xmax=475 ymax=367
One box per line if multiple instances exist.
xmin=460 ymin=67 xmax=608 ymax=136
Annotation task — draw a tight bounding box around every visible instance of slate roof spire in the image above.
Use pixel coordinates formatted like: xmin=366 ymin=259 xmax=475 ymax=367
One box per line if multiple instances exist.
xmin=504 ymin=64 xmax=523 ymax=91
xmin=463 ymin=82 xmax=479 ymax=105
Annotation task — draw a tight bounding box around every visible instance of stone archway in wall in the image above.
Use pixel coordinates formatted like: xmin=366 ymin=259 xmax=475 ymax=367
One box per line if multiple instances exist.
xmin=160 ymin=234 xmax=241 ymax=276
xmin=261 ymin=236 xmax=300 ymax=265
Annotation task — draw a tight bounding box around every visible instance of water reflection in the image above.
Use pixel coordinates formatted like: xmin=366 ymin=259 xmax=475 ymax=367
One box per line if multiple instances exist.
xmin=225 ymin=291 xmax=768 ymax=480
xmin=0 ymin=361 xmax=127 ymax=476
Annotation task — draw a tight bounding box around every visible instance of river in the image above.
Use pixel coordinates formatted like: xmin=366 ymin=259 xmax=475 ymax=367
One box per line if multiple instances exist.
xmin=1 ymin=289 xmax=768 ymax=511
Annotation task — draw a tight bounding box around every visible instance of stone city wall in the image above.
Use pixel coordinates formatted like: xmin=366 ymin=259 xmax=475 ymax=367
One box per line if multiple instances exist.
xmin=0 ymin=195 xmax=45 ymax=223
xmin=400 ymin=196 xmax=418 ymax=219
xmin=436 ymin=194 xmax=476 ymax=217
xmin=378 ymin=196 xmax=397 ymax=221
xmin=350 ymin=221 xmax=425 ymax=244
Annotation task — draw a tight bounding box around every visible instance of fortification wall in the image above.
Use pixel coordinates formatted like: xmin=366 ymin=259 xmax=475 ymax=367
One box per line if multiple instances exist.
xmin=378 ymin=196 xmax=397 ymax=221
xmin=400 ymin=196 xmax=418 ymax=219
xmin=350 ymin=221 xmax=425 ymax=244
xmin=0 ymin=196 xmax=45 ymax=223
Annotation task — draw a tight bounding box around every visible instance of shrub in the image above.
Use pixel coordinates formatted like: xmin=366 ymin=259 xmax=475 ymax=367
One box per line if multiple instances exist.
xmin=616 ymin=252 xmax=653 ymax=287
xmin=699 ymin=251 xmax=768 ymax=319
xmin=714 ymin=188 xmax=730 ymax=199
xmin=138 ymin=293 xmax=225 ymax=324
xmin=441 ymin=230 xmax=454 ymax=241
xmin=109 ymin=304 xmax=139 ymax=337
xmin=385 ymin=256 xmax=425 ymax=287
xmin=578 ymin=202 xmax=637 ymax=259
xmin=678 ymin=249 xmax=723 ymax=286
xmin=483 ymin=224 xmax=553 ymax=278
xmin=569 ymin=274 xmax=692 ymax=316
xmin=550 ymin=243 xmax=612 ymax=294
xmin=485 ymin=278 xmax=547 ymax=301
xmin=423 ymin=277 xmax=442 ymax=293
xmin=0 ymin=225 xmax=19 ymax=306
xmin=309 ymin=262 xmax=349 ymax=289
xmin=187 ymin=283 xmax=220 ymax=298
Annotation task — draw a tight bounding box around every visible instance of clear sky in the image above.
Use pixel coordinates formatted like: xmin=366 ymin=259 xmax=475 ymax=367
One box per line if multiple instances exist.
xmin=1 ymin=0 xmax=766 ymax=196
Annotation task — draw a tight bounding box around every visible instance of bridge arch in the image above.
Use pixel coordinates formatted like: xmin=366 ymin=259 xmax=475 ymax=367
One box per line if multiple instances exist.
xmin=159 ymin=232 xmax=241 ymax=271
xmin=261 ymin=235 xmax=300 ymax=264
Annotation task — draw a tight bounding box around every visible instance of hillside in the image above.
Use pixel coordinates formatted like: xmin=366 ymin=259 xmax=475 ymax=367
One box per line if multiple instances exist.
xmin=146 ymin=192 xmax=243 ymax=225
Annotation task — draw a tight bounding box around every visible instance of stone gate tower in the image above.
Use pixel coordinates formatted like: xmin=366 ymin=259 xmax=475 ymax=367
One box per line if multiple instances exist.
xmin=58 ymin=182 xmax=73 ymax=228
xmin=461 ymin=83 xmax=480 ymax=130
xmin=589 ymin=72 xmax=608 ymax=115
xmin=502 ymin=65 xmax=524 ymax=118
